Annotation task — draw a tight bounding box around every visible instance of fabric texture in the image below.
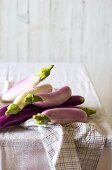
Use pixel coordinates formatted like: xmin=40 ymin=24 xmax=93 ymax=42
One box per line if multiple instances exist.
xmin=0 ymin=127 xmax=50 ymax=170
xmin=0 ymin=63 xmax=111 ymax=170
xmin=21 ymin=118 xmax=105 ymax=170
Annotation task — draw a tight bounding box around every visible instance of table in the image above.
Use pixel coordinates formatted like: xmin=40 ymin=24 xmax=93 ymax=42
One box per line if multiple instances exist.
xmin=0 ymin=62 xmax=112 ymax=170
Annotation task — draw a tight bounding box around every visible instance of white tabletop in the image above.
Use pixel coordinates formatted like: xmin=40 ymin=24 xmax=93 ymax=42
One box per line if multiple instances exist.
xmin=0 ymin=62 xmax=112 ymax=170
xmin=0 ymin=62 xmax=111 ymax=137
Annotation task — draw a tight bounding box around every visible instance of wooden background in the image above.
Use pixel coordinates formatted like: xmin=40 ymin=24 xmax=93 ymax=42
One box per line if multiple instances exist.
xmin=0 ymin=0 xmax=112 ymax=115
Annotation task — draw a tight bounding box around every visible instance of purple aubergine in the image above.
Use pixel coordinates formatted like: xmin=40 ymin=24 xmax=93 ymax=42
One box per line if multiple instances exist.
xmin=0 ymin=104 xmax=96 ymax=129
xmin=0 ymin=105 xmax=45 ymax=129
xmin=59 ymin=95 xmax=85 ymax=107
xmin=33 ymin=95 xmax=84 ymax=108
xmin=33 ymin=107 xmax=87 ymax=125
xmin=33 ymin=86 xmax=72 ymax=108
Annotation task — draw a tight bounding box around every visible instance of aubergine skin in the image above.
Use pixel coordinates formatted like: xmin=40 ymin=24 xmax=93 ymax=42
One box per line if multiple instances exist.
xmin=0 ymin=94 xmax=86 ymax=129
xmin=33 ymin=95 xmax=84 ymax=108
xmin=0 ymin=105 xmax=45 ymax=129
xmin=33 ymin=86 xmax=72 ymax=108
xmin=42 ymin=108 xmax=87 ymax=124
xmin=60 ymin=95 xmax=84 ymax=107
xmin=0 ymin=105 xmax=8 ymax=117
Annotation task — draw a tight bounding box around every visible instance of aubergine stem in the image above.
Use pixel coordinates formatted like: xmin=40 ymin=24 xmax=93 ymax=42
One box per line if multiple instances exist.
xmin=5 ymin=93 xmax=43 ymax=115
xmin=1 ymin=65 xmax=54 ymax=102
xmin=36 ymin=64 xmax=54 ymax=81
xmin=79 ymin=107 xmax=96 ymax=116
xmin=32 ymin=114 xmax=50 ymax=125
xmin=5 ymin=65 xmax=54 ymax=115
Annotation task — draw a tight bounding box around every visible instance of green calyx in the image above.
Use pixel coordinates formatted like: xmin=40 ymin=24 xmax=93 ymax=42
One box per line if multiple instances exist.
xmin=36 ymin=65 xmax=54 ymax=80
xmin=32 ymin=113 xmax=50 ymax=125
xmin=80 ymin=107 xmax=96 ymax=116
xmin=5 ymin=103 xmax=21 ymax=115
xmin=25 ymin=93 xmax=42 ymax=103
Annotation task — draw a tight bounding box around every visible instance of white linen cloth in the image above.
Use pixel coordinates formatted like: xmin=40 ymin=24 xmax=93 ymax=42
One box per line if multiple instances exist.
xmin=21 ymin=119 xmax=105 ymax=170
xmin=0 ymin=127 xmax=51 ymax=170
xmin=0 ymin=63 xmax=112 ymax=170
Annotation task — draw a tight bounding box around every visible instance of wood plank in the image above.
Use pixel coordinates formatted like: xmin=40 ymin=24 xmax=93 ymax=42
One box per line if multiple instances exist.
xmin=0 ymin=0 xmax=82 ymax=62
xmin=16 ymin=0 xmax=29 ymax=61
xmin=70 ymin=0 xmax=83 ymax=62
xmin=0 ymin=0 xmax=9 ymax=61
xmin=82 ymin=0 xmax=112 ymax=115
xmin=48 ymin=0 xmax=72 ymax=62
xmin=28 ymin=0 xmax=74 ymax=62
xmin=0 ymin=0 xmax=112 ymax=117
xmin=0 ymin=0 xmax=29 ymax=62
xmin=1 ymin=0 xmax=17 ymax=61
xmin=28 ymin=0 xmax=50 ymax=62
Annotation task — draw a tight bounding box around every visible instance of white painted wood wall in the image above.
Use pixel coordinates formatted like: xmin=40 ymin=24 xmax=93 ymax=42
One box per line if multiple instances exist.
xmin=0 ymin=0 xmax=112 ymax=115
xmin=0 ymin=0 xmax=83 ymax=62
xmin=81 ymin=0 xmax=112 ymax=116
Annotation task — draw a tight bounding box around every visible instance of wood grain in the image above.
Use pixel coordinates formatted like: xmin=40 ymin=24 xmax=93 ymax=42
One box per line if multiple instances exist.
xmin=0 ymin=0 xmax=82 ymax=62
xmin=82 ymin=0 xmax=112 ymax=115
xmin=0 ymin=0 xmax=112 ymax=115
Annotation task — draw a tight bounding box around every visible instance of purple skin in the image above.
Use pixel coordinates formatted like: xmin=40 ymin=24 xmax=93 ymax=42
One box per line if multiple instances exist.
xmin=33 ymin=95 xmax=85 ymax=108
xmin=0 ymin=105 xmax=45 ymax=129
xmin=0 ymin=105 xmax=8 ymax=117
xmin=59 ymin=95 xmax=85 ymax=107
xmin=33 ymin=86 xmax=72 ymax=108
xmin=38 ymin=108 xmax=87 ymax=124
xmin=0 ymin=95 xmax=85 ymax=129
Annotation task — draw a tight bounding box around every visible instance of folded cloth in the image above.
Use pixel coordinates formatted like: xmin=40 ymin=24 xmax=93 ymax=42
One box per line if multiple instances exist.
xmin=21 ymin=119 xmax=105 ymax=170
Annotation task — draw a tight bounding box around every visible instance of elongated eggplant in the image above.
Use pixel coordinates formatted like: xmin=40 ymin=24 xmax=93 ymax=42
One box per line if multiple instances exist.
xmin=33 ymin=86 xmax=72 ymax=108
xmin=59 ymin=95 xmax=85 ymax=107
xmin=33 ymin=107 xmax=87 ymax=125
xmin=4 ymin=83 xmax=52 ymax=115
xmin=0 ymin=105 xmax=45 ymax=129
xmin=0 ymin=104 xmax=96 ymax=129
xmin=2 ymin=65 xmax=54 ymax=102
